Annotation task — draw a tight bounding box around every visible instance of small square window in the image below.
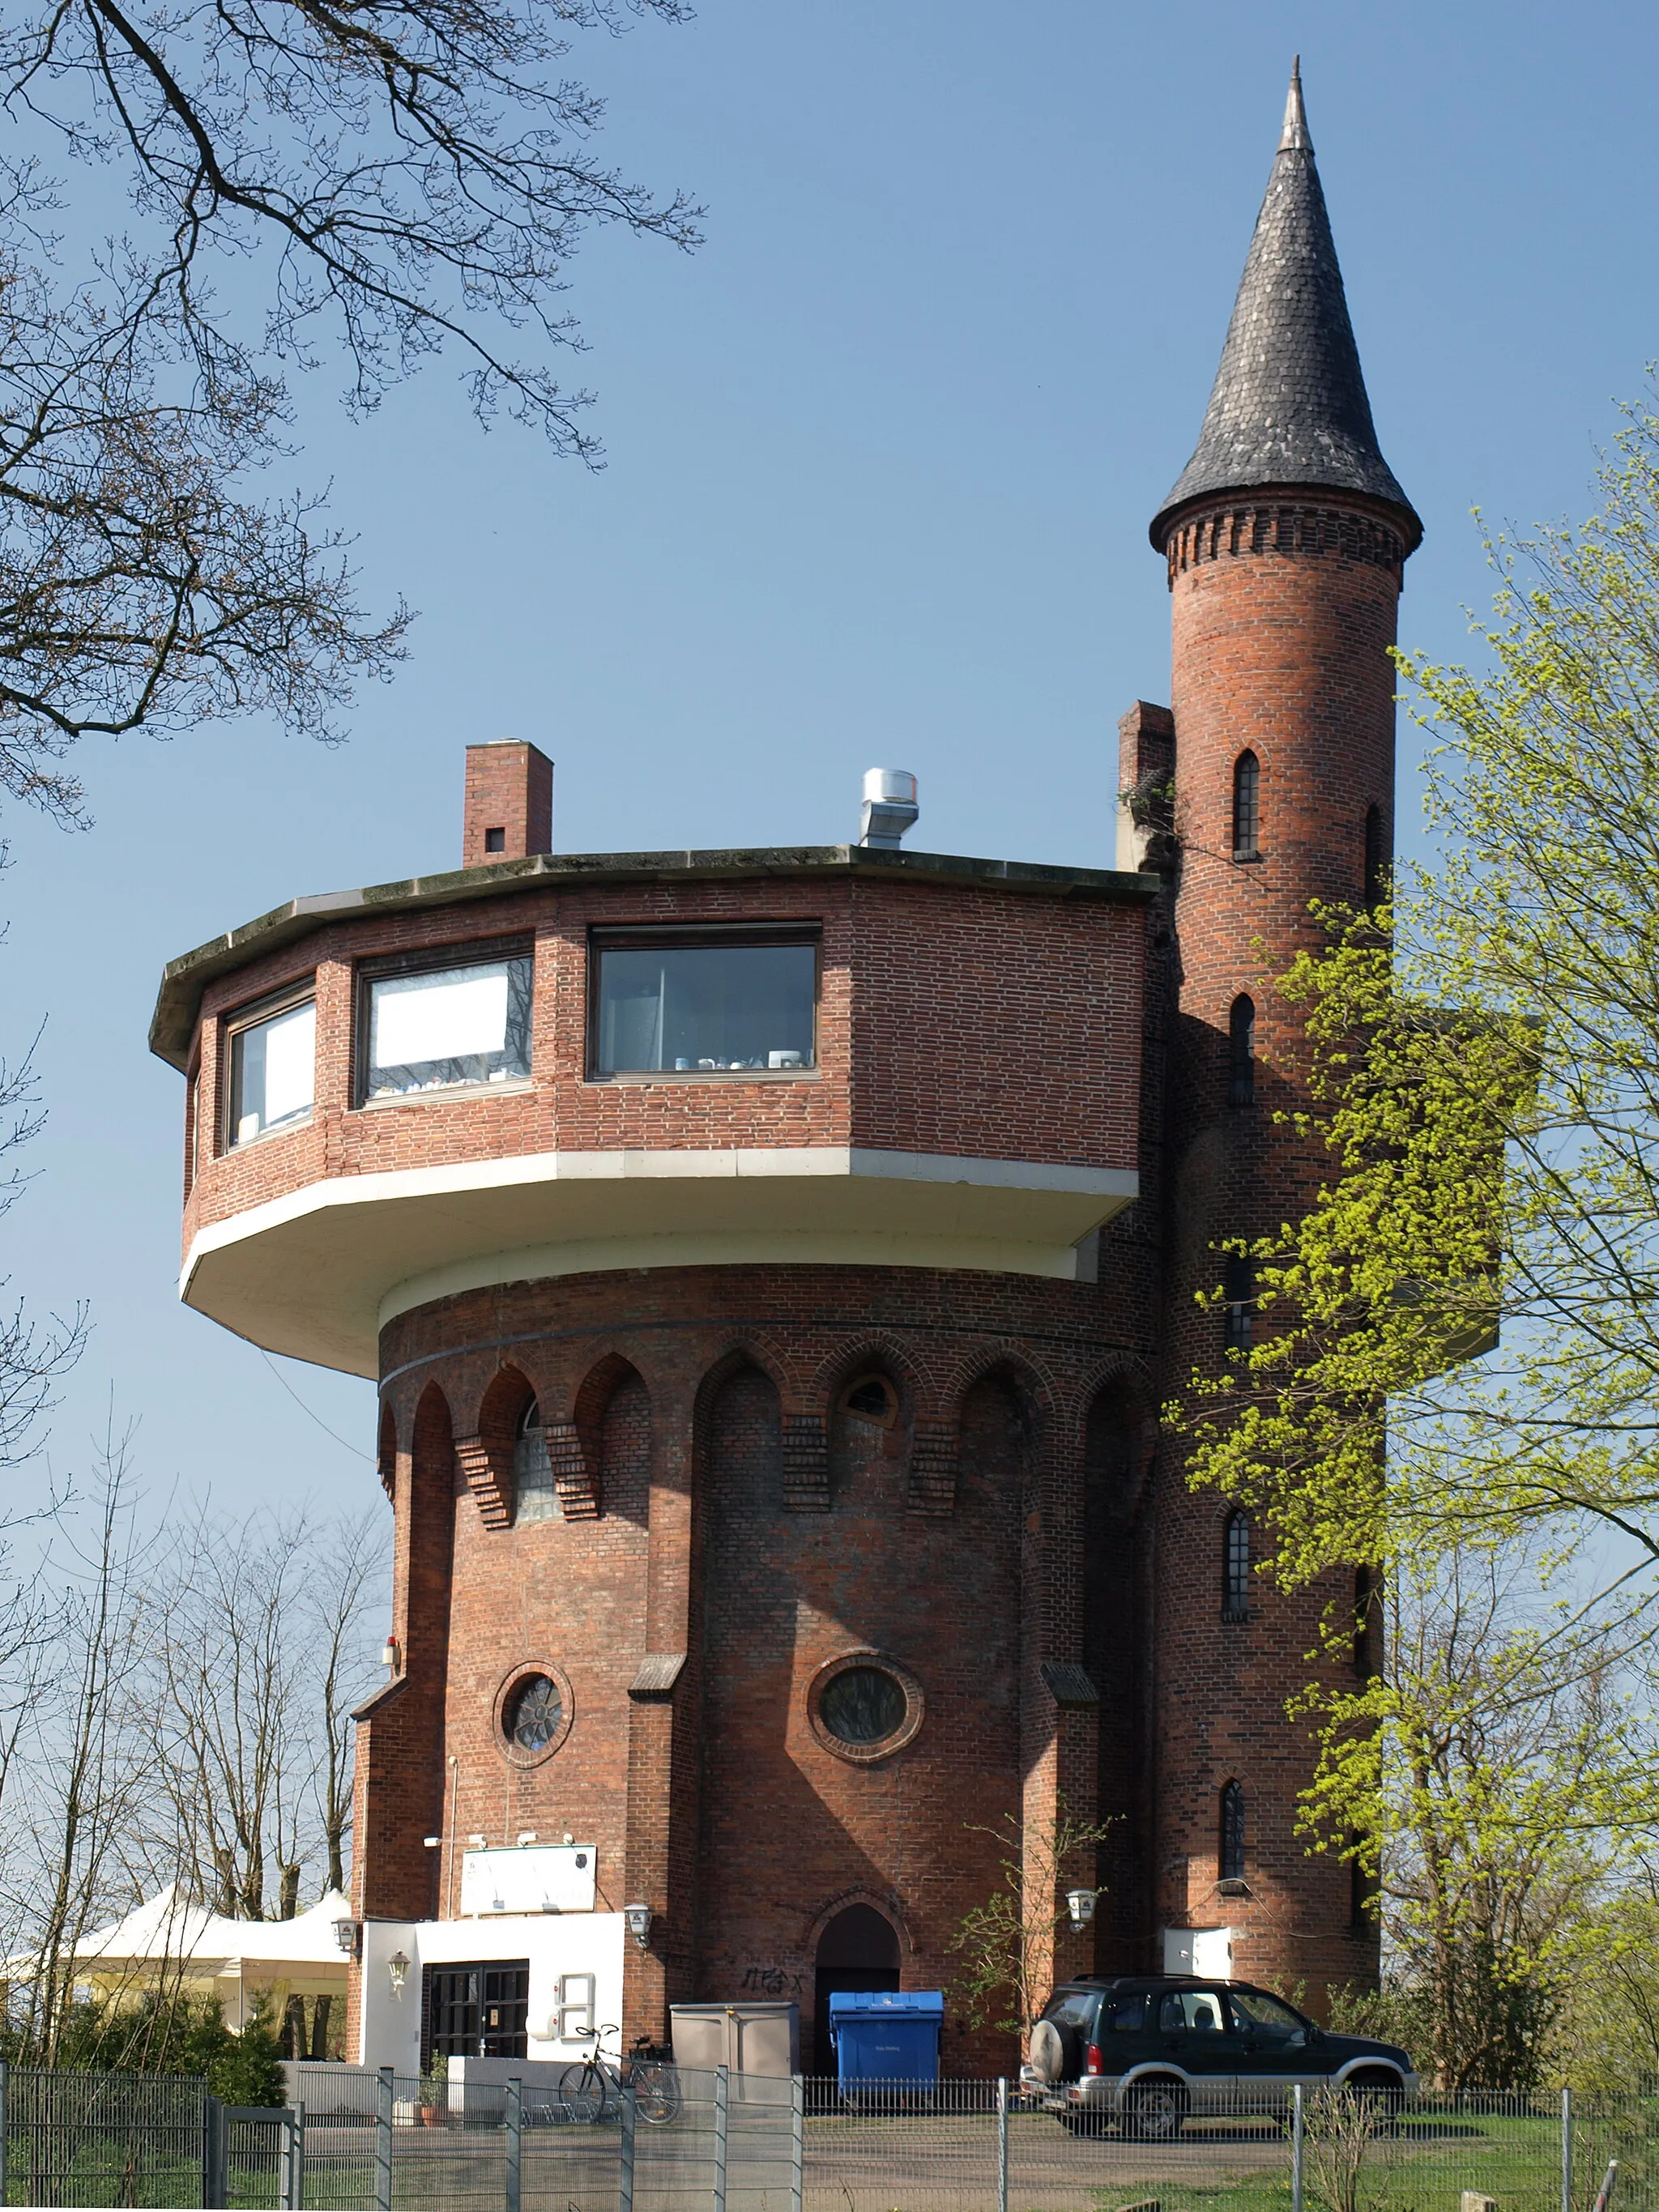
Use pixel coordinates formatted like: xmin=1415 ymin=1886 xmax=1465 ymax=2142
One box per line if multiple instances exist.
xmin=227 ymin=991 xmax=316 ymax=1147
xmin=591 ymin=931 xmax=817 ymax=1076
xmin=484 ymin=826 xmax=506 ymax=854
xmin=362 ymin=950 xmax=532 ymax=1101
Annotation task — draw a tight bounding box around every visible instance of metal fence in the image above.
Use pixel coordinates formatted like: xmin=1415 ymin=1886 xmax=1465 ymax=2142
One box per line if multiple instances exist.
xmin=0 ymin=2065 xmax=1655 ymax=2212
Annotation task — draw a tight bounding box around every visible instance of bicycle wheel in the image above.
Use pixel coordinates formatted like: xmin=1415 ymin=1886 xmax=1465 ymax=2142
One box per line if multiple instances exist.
xmin=632 ymin=2062 xmax=680 ymax=2126
xmin=561 ymin=2061 xmax=612 ymax=2124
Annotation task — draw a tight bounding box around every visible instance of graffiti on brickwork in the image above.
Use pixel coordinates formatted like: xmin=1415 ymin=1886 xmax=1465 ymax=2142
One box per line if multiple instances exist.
xmin=740 ymin=1965 xmax=805 ymax=1996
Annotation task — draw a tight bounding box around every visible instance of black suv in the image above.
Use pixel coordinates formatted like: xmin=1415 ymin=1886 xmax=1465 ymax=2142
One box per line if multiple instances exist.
xmin=1027 ymin=1976 xmax=1417 ymax=2139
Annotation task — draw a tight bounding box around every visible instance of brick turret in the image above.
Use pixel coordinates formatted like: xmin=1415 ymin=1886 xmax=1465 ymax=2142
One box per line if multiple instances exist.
xmin=1149 ymin=60 xmax=1420 ymax=2002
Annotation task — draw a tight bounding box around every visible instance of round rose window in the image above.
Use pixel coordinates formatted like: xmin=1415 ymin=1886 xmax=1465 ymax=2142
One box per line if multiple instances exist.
xmin=819 ymin=1664 xmax=907 ymax=1746
xmin=504 ymin=1672 xmax=562 ymax=1753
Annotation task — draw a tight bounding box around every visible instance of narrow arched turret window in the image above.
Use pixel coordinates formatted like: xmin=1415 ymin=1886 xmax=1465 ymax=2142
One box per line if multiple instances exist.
xmin=1223 ymin=1255 xmax=1254 ymax=1356
xmin=1222 ymin=1511 xmax=1250 ymax=1622
xmin=1354 ymin=1565 xmax=1375 ymax=1677
xmin=1228 ymin=995 xmax=1256 ymax=1107
xmin=1363 ymin=803 xmax=1385 ymax=907
xmin=1220 ymin=1781 xmax=1246 ymax=1881
xmin=1232 ymin=752 xmax=1260 ymax=860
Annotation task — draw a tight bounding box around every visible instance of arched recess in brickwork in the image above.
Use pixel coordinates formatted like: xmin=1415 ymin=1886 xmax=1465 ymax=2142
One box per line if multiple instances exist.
xmin=454 ymin=1364 xmax=536 ymax=1532
xmin=570 ymin=1353 xmax=650 ymax=1524
xmin=1082 ymin=1372 xmax=1155 ymax=1967
xmin=818 ymin=1336 xmax=918 ymax=1515
xmin=697 ymin=1343 xmax=814 ymax=1511
xmin=377 ymin=1400 xmax=398 ymax=1502
xmin=407 ymin=1381 xmax=459 ymax=1654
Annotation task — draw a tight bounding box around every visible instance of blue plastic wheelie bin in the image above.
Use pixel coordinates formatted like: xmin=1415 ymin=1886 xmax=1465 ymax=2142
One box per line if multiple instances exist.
xmin=827 ymin=1989 xmax=945 ymax=2099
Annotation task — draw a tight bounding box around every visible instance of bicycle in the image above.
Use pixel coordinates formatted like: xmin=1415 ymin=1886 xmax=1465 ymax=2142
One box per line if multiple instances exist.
xmin=558 ymin=2027 xmax=681 ymax=2125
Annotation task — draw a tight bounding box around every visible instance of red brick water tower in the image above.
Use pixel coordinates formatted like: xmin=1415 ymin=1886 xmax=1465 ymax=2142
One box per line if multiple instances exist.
xmin=151 ymin=65 xmax=1417 ymax=2075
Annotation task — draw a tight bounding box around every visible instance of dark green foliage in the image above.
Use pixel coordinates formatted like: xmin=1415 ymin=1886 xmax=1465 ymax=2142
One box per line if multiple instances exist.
xmin=5 ymin=1991 xmax=287 ymax=2103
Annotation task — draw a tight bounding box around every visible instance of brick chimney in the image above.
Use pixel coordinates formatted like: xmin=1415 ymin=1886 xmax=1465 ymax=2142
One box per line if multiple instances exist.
xmin=463 ymin=741 xmax=553 ymax=867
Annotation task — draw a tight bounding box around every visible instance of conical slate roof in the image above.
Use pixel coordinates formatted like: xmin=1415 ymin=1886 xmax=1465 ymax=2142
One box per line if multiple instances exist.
xmin=1150 ymin=62 xmax=1421 ymax=551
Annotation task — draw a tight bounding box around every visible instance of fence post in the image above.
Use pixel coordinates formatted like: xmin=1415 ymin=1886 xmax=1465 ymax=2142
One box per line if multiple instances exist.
xmin=202 ymin=2093 xmax=225 ymax=2210
xmin=1563 ymin=2086 xmax=1573 ymax=2212
xmin=713 ymin=2064 xmax=729 ymax=2212
xmin=996 ymin=2076 xmax=1009 ymax=2212
xmin=0 ymin=2054 xmax=8 ymax=2212
xmin=505 ymin=2075 xmax=522 ymax=2212
xmin=283 ymin=2101 xmax=306 ymax=2210
xmin=376 ymin=2066 xmax=394 ymax=2212
xmin=619 ymin=2081 xmax=638 ymax=2212
xmin=1291 ymin=2082 xmax=1304 ymax=2212
xmin=789 ymin=2073 xmax=804 ymax=2212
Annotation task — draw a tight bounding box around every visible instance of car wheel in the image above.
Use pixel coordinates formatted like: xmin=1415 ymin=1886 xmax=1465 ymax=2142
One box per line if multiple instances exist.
xmin=1124 ymin=2080 xmax=1187 ymax=2142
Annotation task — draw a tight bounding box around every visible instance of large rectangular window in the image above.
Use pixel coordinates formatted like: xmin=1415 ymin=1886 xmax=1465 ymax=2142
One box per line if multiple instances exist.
xmin=591 ymin=931 xmax=817 ymax=1076
xmin=227 ymin=991 xmax=316 ymax=1147
xmin=363 ymin=949 xmax=532 ymax=1101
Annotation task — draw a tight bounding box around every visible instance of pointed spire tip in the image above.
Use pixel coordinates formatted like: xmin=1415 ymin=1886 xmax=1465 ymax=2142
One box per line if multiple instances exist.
xmin=1279 ymin=56 xmax=1311 ymax=153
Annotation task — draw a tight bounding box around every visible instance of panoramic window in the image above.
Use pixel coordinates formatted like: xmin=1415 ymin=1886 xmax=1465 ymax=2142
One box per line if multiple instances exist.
xmin=227 ymin=991 xmax=316 ymax=1147
xmin=514 ymin=1400 xmax=561 ymax=1524
xmin=1222 ymin=1511 xmax=1250 ymax=1622
xmin=363 ymin=950 xmax=532 ymax=1100
xmin=820 ymin=1665 xmax=906 ymax=1746
xmin=502 ymin=1673 xmax=562 ymax=1754
xmin=1220 ymin=1780 xmax=1246 ymax=1881
xmin=591 ymin=931 xmax=817 ymax=1075
xmin=1232 ymin=750 xmax=1260 ymax=859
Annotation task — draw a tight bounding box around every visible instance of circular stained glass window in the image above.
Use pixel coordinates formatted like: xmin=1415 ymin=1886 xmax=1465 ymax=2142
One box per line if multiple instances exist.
xmin=819 ymin=1665 xmax=907 ymax=1746
xmin=504 ymin=1673 xmax=562 ymax=1753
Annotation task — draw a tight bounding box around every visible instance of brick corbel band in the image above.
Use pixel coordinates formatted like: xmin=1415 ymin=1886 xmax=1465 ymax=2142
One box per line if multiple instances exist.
xmin=1164 ymin=500 xmax=1407 ymax=582
xmin=907 ymin=1426 xmax=959 ymax=1517
xmin=454 ymin=1434 xmax=512 ymax=1530
xmin=545 ymin=1419 xmax=601 ymax=1520
xmin=782 ymin=1414 xmax=829 ymax=1511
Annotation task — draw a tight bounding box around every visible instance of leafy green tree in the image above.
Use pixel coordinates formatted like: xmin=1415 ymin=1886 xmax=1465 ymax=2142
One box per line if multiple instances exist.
xmin=948 ymin=1804 xmax=1115 ymax=2038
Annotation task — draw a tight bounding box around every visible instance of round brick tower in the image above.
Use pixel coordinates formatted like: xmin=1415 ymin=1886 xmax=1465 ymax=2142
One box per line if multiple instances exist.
xmin=1145 ymin=62 xmax=1421 ymax=2002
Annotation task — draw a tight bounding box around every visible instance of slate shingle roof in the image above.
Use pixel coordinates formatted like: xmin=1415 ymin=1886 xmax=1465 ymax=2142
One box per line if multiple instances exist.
xmin=1150 ymin=63 xmax=1421 ymax=552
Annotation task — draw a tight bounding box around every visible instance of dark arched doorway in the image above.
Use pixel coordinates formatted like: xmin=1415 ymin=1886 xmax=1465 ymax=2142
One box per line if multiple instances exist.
xmin=813 ymin=1904 xmax=900 ymax=2076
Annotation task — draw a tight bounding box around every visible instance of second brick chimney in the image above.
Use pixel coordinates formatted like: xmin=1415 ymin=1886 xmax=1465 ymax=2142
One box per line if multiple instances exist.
xmin=463 ymin=740 xmax=553 ymax=867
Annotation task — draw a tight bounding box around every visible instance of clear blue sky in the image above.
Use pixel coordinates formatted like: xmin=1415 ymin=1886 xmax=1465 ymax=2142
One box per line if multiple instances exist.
xmin=5 ymin=0 xmax=1654 ymax=1530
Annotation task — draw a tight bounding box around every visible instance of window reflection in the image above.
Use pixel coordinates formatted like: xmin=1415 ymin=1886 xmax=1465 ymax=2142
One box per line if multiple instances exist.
xmin=594 ymin=938 xmax=816 ymax=1074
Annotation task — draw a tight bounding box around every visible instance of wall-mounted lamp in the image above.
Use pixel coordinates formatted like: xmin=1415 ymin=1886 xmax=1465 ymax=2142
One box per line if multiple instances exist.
xmin=423 ymin=1836 xmax=441 ymax=1849
xmin=1065 ymin=1888 xmax=1100 ymax=1931
xmin=332 ymin=1917 xmax=360 ymax=1958
xmin=468 ymin=1834 xmax=488 ymax=1848
xmin=623 ymin=1902 xmax=654 ymax=1950
xmin=387 ymin=1950 xmax=410 ymax=1994
xmin=517 ymin=1831 xmax=538 ymax=1846
xmin=381 ymin=1636 xmax=400 ymax=1671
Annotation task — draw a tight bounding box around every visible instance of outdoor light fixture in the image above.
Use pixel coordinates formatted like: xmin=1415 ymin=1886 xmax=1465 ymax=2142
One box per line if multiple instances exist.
xmin=1064 ymin=1888 xmax=1099 ymax=1930
xmin=387 ymin=1950 xmax=409 ymax=1994
xmin=517 ymin=1831 xmax=538 ymax=1846
xmin=423 ymin=1836 xmax=441 ymax=1849
xmin=332 ymin=1917 xmax=359 ymax=1957
xmin=468 ymin=1833 xmax=488 ymax=1848
xmin=623 ymin=1902 xmax=654 ymax=1950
